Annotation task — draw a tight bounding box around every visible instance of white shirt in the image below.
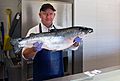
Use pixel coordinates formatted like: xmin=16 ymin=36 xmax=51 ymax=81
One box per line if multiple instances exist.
xmin=26 ymin=23 xmax=63 ymax=37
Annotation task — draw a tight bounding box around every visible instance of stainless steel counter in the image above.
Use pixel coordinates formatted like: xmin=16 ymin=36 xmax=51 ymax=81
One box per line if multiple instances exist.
xmin=45 ymin=65 xmax=120 ymax=81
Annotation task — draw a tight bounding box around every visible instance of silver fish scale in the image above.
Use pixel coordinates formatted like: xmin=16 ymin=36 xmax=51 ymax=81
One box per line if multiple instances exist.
xmin=19 ymin=28 xmax=82 ymax=48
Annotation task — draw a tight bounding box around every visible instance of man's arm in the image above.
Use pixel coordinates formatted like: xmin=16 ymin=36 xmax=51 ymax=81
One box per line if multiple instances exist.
xmin=22 ymin=42 xmax=43 ymax=60
xmin=22 ymin=25 xmax=41 ymax=60
xmin=22 ymin=47 xmax=37 ymax=60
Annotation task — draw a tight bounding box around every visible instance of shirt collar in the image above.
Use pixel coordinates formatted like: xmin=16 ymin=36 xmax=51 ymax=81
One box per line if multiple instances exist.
xmin=41 ymin=23 xmax=54 ymax=28
xmin=41 ymin=23 xmax=54 ymax=32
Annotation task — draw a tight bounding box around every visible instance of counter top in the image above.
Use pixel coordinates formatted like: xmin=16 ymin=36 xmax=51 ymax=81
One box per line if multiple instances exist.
xmin=45 ymin=65 xmax=120 ymax=81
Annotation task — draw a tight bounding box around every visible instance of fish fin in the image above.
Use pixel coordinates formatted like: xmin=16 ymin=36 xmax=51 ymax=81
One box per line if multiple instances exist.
xmin=10 ymin=38 xmax=22 ymax=53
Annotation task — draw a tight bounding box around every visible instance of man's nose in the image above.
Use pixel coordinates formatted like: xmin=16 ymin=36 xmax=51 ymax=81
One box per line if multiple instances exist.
xmin=46 ymin=14 xmax=51 ymax=18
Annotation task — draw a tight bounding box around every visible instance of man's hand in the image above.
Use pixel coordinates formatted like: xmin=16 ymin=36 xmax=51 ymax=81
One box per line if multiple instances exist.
xmin=33 ymin=42 xmax=43 ymax=52
xmin=73 ymin=37 xmax=82 ymax=47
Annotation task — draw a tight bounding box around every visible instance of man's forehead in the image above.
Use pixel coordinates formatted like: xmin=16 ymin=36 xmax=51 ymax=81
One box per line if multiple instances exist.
xmin=41 ymin=9 xmax=55 ymax=13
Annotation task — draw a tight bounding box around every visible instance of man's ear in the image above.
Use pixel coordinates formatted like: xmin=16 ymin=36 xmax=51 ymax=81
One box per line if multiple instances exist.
xmin=39 ymin=12 xmax=41 ymax=18
xmin=54 ymin=13 xmax=56 ymax=17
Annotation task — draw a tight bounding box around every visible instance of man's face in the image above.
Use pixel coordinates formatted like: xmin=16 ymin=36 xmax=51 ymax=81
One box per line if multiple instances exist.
xmin=39 ymin=9 xmax=55 ymax=27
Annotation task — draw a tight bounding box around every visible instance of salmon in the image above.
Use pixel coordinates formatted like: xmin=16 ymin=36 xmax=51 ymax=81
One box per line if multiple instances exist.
xmin=10 ymin=26 xmax=93 ymax=53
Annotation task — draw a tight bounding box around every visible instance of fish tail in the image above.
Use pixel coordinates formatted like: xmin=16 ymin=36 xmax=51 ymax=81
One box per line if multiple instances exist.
xmin=10 ymin=38 xmax=22 ymax=53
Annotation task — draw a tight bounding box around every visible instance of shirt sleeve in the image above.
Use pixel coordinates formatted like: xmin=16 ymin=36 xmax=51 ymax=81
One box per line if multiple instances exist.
xmin=21 ymin=25 xmax=39 ymax=60
xmin=21 ymin=29 xmax=32 ymax=60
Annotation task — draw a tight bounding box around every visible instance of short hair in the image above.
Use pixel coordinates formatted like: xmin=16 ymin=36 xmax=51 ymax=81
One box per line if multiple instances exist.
xmin=40 ymin=3 xmax=56 ymax=12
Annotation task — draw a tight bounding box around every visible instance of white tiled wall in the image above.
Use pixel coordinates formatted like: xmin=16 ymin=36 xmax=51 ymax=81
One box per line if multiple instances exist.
xmin=74 ymin=0 xmax=120 ymax=71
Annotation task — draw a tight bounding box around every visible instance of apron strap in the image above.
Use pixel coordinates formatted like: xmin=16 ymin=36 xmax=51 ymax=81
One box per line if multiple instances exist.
xmin=53 ymin=25 xmax=57 ymax=30
xmin=39 ymin=23 xmax=57 ymax=33
xmin=39 ymin=23 xmax=42 ymax=33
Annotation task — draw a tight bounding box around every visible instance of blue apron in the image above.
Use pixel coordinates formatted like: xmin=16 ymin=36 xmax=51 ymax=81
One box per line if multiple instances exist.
xmin=33 ymin=49 xmax=64 ymax=81
xmin=33 ymin=24 xmax=64 ymax=81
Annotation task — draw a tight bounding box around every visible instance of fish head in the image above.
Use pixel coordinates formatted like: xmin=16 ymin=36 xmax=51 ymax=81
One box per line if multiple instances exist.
xmin=76 ymin=26 xmax=93 ymax=36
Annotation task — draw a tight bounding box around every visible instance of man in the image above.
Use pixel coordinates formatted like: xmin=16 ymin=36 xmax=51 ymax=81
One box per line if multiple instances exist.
xmin=22 ymin=3 xmax=81 ymax=81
